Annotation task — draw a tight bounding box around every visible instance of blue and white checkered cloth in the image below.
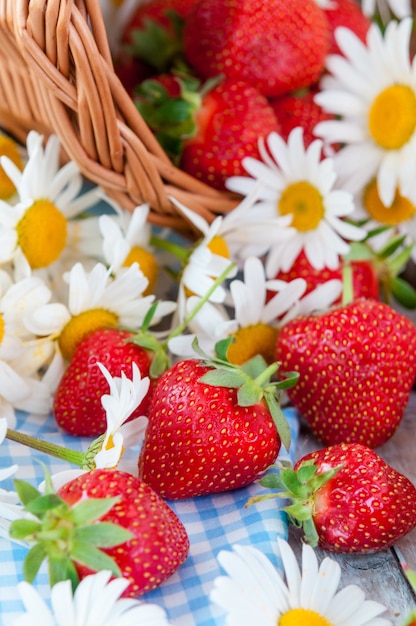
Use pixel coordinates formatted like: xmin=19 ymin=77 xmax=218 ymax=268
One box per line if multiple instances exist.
xmin=0 ymin=407 xmax=299 ymax=626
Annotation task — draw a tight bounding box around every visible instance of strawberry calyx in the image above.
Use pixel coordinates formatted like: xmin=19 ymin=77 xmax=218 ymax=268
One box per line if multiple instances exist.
xmin=191 ymin=337 xmax=299 ymax=450
xmin=125 ymin=10 xmax=188 ymax=74
xmin=343 ymin=230 xmax=416 ymax=308
xmin=9 ymin=466 xmax=133 ymax=590
xmin=246 ymin=458 xmax=342 ymax=547
xmin=134 ymin=73 xmax=222 ymax=163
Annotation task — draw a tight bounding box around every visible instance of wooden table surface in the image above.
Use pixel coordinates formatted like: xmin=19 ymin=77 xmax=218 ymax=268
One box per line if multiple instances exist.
xmin=291 ymin=391 xmax=416 ymax=624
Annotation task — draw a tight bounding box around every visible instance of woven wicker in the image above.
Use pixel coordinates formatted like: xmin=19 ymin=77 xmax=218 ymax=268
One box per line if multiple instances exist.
xmin=0 ymin=0 xmax=240 ymax=234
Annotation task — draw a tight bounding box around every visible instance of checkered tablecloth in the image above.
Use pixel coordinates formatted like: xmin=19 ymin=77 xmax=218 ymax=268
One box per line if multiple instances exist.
xmin=0 ymin=407 xmax=300 ymax=626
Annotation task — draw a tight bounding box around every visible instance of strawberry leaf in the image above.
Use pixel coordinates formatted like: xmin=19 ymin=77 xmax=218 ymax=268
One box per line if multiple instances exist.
xmin=69 ymin=497 xmax=120 ymax=526
xmin=13 ymin=479 xmax=41 ymax=506
xmin=74 ymin=523 xmax=133 ymax=547
xmin=237 ymin=380 xmax=263 ymax=406
xmin=24 ymin=493 xmax=65 ymax=517
xmin=199 ymin=369 xmax=247 ymax=388
xmin=391 ymin=275 xmax=416 ymax=309
xmin=70 ymin=542 xmax=122 ymax=577
xmin=48 ymin=556 xmax=79 ymax=590
xmin=263 ymin=392 xmax=291 ymax=451
xmin=23 ymin=543 xmax=47 ymax=584
xmin=9 ymin=519 xmax=41 ymax=540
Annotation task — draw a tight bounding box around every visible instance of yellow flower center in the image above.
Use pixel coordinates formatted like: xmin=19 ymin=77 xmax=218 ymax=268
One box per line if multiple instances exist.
xmin=208 ymin=235 xmax=229 ymax=258
xmin=123 ymin=245 xmax=159 ymax=296
xmin=278 ymin=182 xmax=324 ymax=231
xmin=227 ymin=324 xmax=279 ymax=366
xmin=58 ymin=309 xmax=118 ymax=361
xmin=0 ymin=135 xmax=23 ymax=199
xmin=17 ymin=199 xmax=67 ymax=269
xmin=279 ymin=608 xmax=333 ymax=626
xmin=363 ymin=179 xmax=416 ymax=224
xmin=0 ymin=314 xmax=4 ymax=344
xmin=368 ymin=84 xmax=416 ymax=150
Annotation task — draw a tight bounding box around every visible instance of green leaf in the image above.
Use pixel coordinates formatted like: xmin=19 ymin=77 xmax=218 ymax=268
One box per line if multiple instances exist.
xmin=13 ymin=479 xmax=41 ymax=507
xmin=378 ymin=233 xmax=407 ymax=259
xmin=70 ymin=542 xmax=122 ymax=577
xmin=274 ymin=370 xmax=299 ymax=390
xmin=48 ymin=555 xmax=80 ymax=589
xmin=74 ymin=523 xmax=133 ymax=547
xmin=237 ymin=380 xmax=263 ymax=407
xmin=23 ymin=543 xmax=47 ymax=583
xmin=70 ymin=497 xmax=120 ymax=526
xmin=140 ymin=301 xmax=159 ymax=333
xmin=214 ymin=337 xmax=235 ymax=361
xmin=9 ymin=519 xmax=41 ymax=540
xmin=199 ymin=369 xmax=246 ymax=388
xmin=25 ymin=493 xmax=65 ymax=517
xmin=284 ymin=502 xmax=313 ymax=521
xmin=258 ymin=473 xmax=286 ymax=490
xmin=264 ymin=392 xmax=291 ymax=451
xmin=391 ymin=276 xmax=416 ymax=309
xmin=150 ymin=347 xmax=170 ymax=378
xmin=132 ymin=332 xmax=161 ymax=352
xmin=241 ymin=355 xmax=269 ymax=379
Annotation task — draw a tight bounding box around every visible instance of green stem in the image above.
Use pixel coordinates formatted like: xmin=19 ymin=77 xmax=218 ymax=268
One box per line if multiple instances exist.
xmin=150 ymin=235 xmax=190 ymax=263
xmin=342 ymin=263 xmax=354 ymax=306
xmin=164 ymin=261 xmax=236 ymax=345
xmin=6 ymin=429 xmax=85 ymax=467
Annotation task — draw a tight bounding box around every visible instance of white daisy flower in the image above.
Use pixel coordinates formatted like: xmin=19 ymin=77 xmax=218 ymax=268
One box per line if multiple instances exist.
xmin=361 ymin=0 xmax=411 ymax=21
xmin=315 ymin=19 xmax=416 ymax=209
xmin=226 ymin=128 xmax=364 ymax=275
xmin=0 ymin=271 xmax=53 ymax=424
xmin=169 ymin=256 xmax=342 ymax=363
xmin=210 ymin=538 xmax=391 ymax=626
xmin=14 ymin=570 xmax=172 ymax=626
xmin=24 ymin=261 xmax=176 ymax=386
xmin=0 ymin=132 xmax=24 ymax=201
xmin=92 ymin=361 xmax=150 ymax=469
xmin=0 ymin=130 xmax=103 ymax=286
xmin=99 ymin=202 xmax=159 ymax=294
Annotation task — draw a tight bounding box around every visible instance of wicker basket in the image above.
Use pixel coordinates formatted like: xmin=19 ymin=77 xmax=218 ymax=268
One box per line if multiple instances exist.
xmin=0 ymin=0 xmax=240 ymax=234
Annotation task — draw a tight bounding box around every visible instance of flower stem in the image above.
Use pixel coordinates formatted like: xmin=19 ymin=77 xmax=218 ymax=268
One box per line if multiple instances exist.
xmin=6 ymin=429 xmax=85 ymax=467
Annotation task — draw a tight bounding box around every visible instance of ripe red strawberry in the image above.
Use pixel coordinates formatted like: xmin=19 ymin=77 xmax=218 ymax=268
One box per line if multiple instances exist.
xmin=58 ymin=469 xmax=190 ymax=596
xmin=10 ymin=468 xmax=189 ymax=597
xmin=272 ymin=250 xmax=379 ymax=300
xmin=270 ymin=89 xmax=337 ymax=149
xmin=136 ymin=75 xmax=280 ymax=189
xmin=275 ymin=299 xmax=416 ymax=448
xmin=250 ymin=442 xmax=416 ymax=553
xmin=183 ymin=0 xmax=330 ymax=97
xmin=54 ymin=328 xmax=154 ymax=437
xmin=115 ymin=0 xmax=196 ymax=93
xmin=138 ymin=347 xmax=298 ymax=498
xmin=322 ymin=0 xmax=371 ymax=56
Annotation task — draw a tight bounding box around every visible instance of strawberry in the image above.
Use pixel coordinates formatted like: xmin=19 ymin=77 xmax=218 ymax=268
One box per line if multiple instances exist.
xmin=119 ymin=0 xmax=196 ymax=75
xmin=54 ymin=328 xmax=154 ymax=437
xmin=249 ymin=442 xmax=416 ymax=553
xmin=322 ymin=0 xmax=371 ymax=56
xmin=135 ymin=74 xmax=280 ymax=189
xmin=11 ymin=468 xmax=189 ymax=597
xmin=182 ymin=0 xmax=330 ymax=98
xmin=270 ymin=89 xmax=337 ymax=149
xmin=272 ymin=250 xmax=379 ymax=300
xmin=275 ymin=299 xmax=416 ymax=448
xmin=138 ymin=341 xmax=298 ymax=498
